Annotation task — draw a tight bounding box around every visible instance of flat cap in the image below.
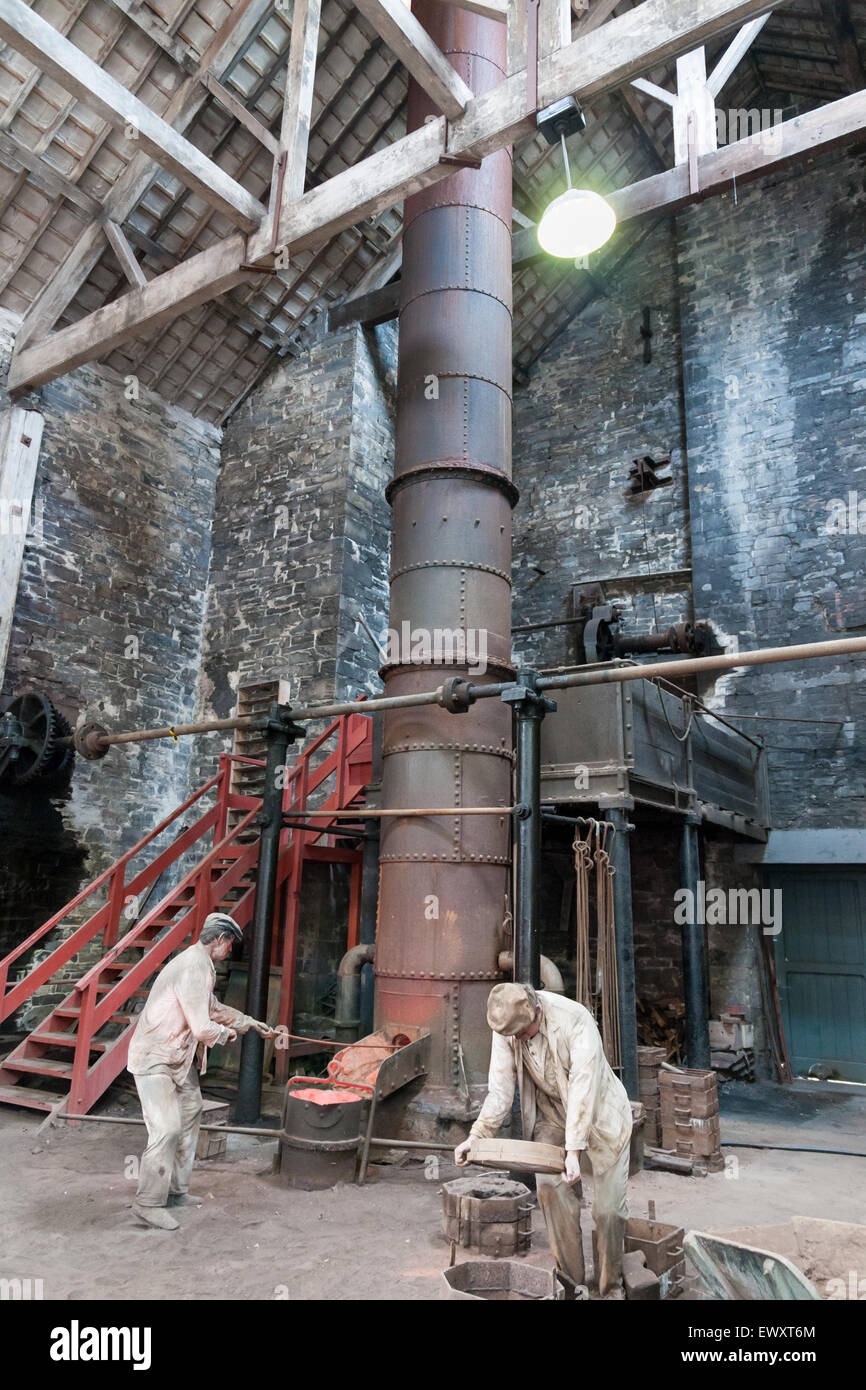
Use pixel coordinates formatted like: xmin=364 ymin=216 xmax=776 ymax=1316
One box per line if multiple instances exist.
xmin=487 ymin=983 xmax=538 ymax=1036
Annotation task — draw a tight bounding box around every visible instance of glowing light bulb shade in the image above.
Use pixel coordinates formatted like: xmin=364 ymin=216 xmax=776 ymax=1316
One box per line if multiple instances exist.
xmin=537 ymin=188 xmax=616 ymax=259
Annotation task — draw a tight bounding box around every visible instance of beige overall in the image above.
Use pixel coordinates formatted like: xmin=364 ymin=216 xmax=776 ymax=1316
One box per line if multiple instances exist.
xmin=469 ymin=991 xmax=633 ymax=1295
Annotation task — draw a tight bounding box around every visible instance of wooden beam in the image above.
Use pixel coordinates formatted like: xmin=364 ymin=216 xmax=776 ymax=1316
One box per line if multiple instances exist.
xmin=673 ymin=48 xmax=717 ymax=167
xmin=10 ymin=0 xmax=790 ymax=392
xmin=0 ymin=131 xmax=101 ymax=218
xmin=277 ymin=0 xmax=322 ymax=213
xmin=10 ymin=235 xmax=257 ymax=391
xmin=0 ymin=0 xmax=266 ymax=233
xmin=200 ymin=69 xmax=279 ymax=156
xmin=10 ymin=0 xmax=271 ymax=352
xmin=349 ymin=235 xmax=403 ymax=298
xmin=539 ymin=0 xmax=572 ymax=59
xmin=353 ymin=0 xmax=474 ymax=119
xmin=328 ymin=279 xmax=400 ymax=331
xmin=103 ymin=0 xmax=196 ymax=73
xmin=620 ymin=84 xmax=669 ymax=167
xmin=631 ymin=76 xmax=676 ymax=106
xmin=706 ymin=13 xmax=770 ymax=96
xmin=574 ymin=0 xmax=621 ymax=35
xmin=0 ymin=407 xmax=43 ymax=686
xmin=102 ymin=219 xmax=147 ymax=289
xmin=512 ymin=84 xmax=866 ymax=265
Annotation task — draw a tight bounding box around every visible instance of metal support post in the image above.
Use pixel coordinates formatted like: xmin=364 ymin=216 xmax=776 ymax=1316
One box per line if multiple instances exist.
xmin=502 ymin=671 xmax=556 ymax=989
xmin=236 ymin=704 xmax=303 ymax=1124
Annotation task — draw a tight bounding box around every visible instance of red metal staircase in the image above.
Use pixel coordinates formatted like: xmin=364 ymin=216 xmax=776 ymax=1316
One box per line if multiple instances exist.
xmin=0 ymin=711 xmax=372 ymax=1119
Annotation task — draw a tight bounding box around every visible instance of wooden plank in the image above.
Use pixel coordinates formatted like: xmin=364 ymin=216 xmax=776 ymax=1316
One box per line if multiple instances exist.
xmin=277 ymin=0 xmax=322 ymax=209
xmin=11 ymin=0 xmax=272 ymax=351
xmin=353 ymin=0 xmax=474 ymax=119
xmin=102 ymin=219 xmax=147 ymax=288
xmin=11 ymin=0 xmax=790 ymax=391
xmin=706 ymin=13 xmax=770 ymax=96
xmin=0 ymin=407 xmax=43 ymax=685
xmin=0 ymin=0 xmax=266 ymax=232
xmin=200 ymin=69 xmax=279 ymax=156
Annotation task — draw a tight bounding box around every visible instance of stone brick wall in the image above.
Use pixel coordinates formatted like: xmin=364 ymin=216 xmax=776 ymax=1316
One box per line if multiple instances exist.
xmin=195 ymin=321 xmax=395 ymax=746
xmin=515 ymin=146 xmax=866 ymax=1075
xmin=512 ymin=221 xmax=691 ymax=672
xmin=678 ymin=143 xmax=866 ymax=829
xmin=189 ymin=320 xmax=396 ymax=1021
xmin=0 ymin=309 xmax=221 ymax=995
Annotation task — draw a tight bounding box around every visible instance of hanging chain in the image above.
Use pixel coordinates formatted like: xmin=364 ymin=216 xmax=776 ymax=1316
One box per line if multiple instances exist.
xmin=572 ymin=817 xmax=621 ymax=1069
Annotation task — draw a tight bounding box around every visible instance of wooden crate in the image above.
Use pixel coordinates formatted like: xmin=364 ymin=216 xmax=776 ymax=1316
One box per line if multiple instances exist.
xmin=195 ymin=1099 xmax=229 ymax=1160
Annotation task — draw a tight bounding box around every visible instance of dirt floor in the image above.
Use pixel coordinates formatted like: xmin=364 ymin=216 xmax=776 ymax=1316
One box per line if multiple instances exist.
xmin=1 ymin=1079 xmax=864 ymax=1301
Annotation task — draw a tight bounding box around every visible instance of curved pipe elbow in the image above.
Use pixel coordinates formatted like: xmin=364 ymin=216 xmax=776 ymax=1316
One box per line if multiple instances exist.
xmin=337 ymin=942 xmax=376 ymax=978
xmin=497 ymin=950 xmax=565 ymax=994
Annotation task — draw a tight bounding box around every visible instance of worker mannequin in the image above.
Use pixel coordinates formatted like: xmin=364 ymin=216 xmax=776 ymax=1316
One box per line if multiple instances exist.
xmin=127 ymin=912 xmax=273 ymax=1230
xmin=455 ymin=983 xmax=633 ymax=1298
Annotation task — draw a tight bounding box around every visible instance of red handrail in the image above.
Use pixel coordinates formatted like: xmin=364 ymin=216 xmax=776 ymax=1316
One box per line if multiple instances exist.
xmin=0 ymin=767 xmax=228 ymax=1021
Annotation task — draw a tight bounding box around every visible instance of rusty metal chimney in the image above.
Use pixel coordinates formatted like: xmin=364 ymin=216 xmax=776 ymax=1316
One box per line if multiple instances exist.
xmin=374 ymin=0 xmax=515 ymax=1132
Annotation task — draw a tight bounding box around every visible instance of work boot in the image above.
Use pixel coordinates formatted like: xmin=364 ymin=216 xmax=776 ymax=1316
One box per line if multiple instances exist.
xmin=131 ymin=1202 xmax=180 ymax=1231
xmin=166 ymin=1193 xmax=202 ymax=1208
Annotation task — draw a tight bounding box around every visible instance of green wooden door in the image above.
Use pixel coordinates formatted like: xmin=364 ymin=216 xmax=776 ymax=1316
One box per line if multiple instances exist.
xmin=768 ymin=868 xmax=866 ymax=1082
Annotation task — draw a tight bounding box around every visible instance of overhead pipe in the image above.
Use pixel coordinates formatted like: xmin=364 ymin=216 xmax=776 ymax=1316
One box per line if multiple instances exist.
xmin=236 ymin=707 xmax=302 ymax=1125
xmin=70 ymin=635 xmax=866 ymax=752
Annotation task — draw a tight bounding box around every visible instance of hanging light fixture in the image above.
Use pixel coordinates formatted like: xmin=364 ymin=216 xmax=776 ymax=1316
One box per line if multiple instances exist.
xmin=535 ymin=98 xmax=616 ymax=260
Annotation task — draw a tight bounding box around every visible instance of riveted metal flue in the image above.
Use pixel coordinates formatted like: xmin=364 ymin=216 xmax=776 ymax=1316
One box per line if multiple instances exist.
xmin=374 ymin=1 xmax=514 ymax=1114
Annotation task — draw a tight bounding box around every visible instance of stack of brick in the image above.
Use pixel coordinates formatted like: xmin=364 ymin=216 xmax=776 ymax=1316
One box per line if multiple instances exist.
xmin=659 ymin=1067 xmax=723 ymax=1171
xmin=638 ymin=1046 xmax=665 ymax=1146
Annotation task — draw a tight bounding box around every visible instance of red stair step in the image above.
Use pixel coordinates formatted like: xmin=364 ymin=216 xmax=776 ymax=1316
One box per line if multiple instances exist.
xmin=29 ymin=1032 xmax=108 ymax=1052
xmin=56 ymin=1007 xmax=136 ymax=1024
xmin=4 ymin=1057 xmax=73 ymax=1078
xmin=0 ymin=1084 xmax=66 ymax=1111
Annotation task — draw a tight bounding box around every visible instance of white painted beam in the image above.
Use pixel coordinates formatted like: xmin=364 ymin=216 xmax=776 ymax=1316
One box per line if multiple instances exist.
xmin=673 ymin=47 xmax=717 ymax=166
xmin=277 ymin=0 xmax=322 ymax=214
xmin=0 ymin=407 xmax=43 ymax=685
xmin=631 ymin=76 xmax=676 ymax=106
xmin=707 ymin=12 xmax=770 ymax=96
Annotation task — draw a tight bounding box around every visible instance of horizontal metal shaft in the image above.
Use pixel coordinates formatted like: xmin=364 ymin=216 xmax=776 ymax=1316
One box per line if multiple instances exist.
xmin=58 ymin=1112 xmax=454 ymax=1149
xmin=292 ymin=806 xmax=514 ymax=818
xmin=63 ymin=634 xmax=866 ymax=751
